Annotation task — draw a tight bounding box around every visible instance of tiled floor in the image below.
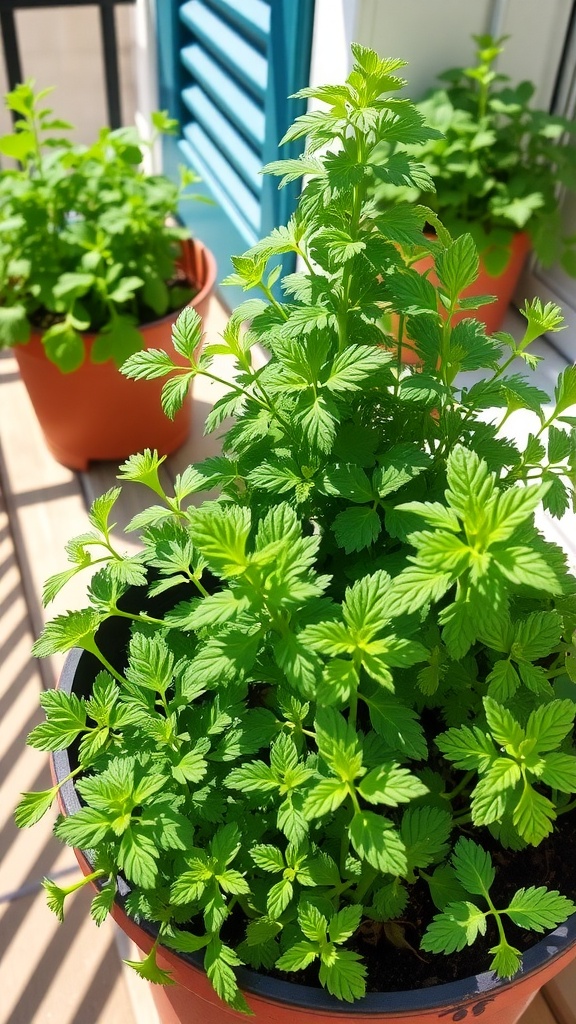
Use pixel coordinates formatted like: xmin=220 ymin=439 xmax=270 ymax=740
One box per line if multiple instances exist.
xmin=0 ymin=295 xmax=574 ymax=1023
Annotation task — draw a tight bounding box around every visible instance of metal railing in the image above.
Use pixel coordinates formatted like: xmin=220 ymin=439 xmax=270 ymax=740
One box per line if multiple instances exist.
xmin=0 ymin=0 xmax=136 ymax=128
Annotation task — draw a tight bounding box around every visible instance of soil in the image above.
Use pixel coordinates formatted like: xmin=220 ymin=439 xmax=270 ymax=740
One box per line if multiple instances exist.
xmin=226 ymin=811 xmax=576 ymax=993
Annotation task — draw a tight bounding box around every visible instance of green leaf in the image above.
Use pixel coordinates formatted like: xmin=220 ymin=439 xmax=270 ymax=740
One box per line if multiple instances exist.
xmin=372 ymin=880 xmax=409 ymax=920
xmin=225 ymin=761 xmax=278 ymax=794
xmin=421 ymin=901 xmax=487 ymax=954
xmin=124 ymin=946 xmax=175 ymax=986
xmin=161 ymin=373 xmax=194 ymax=419
xmin=333 ymin=506 xmax=382 ymax=553
xmin=267 ymin=877 xmax=293 ymax=919
xmin=92 ymin=317 xmax=143 ymax=368
xmin=539 ymin=752 xmax=576 ymax=793
xmin=451 ymin=839 xmax=495 ymax=896
xmin=554 ymin=365 xmax=576 ymax=416
xmin=171 ymin=306 xmax=203 ymax=360
xmin=319 ymin=949 xmax=367 ymax=1002
xmin=348 ymin=811 xmax=407 ymax=874
xmin=120 ymin=347 xmax=175 ymax=381
xmin=483 ymin=698 xmax=524 ymax=752
xmin=401 ymin=806 xmax=453 ymax=872
xmin=42 ymin=321 xmax=85 ymax=372
xmin=436 ymin=725 xmax=497 ymax=771
xmin=294 ymin=392 xmax=339 ymax=453
xmin=505 ymin=886 xmax=576 ymax=931
xmin=205 ymin=939 xmax=250 ymax=1014
xmin=54 ymin=806 xmax=113 ymax=847
xmin=27 ymin=689 xmax=87 ymax=750
xmin=118 ymin=828 xmax=159 ymax=888
xmin=386 ymin=565 xmax=453 ymax=617
xmin=512 ymin=785 xmax=556 ymax=845
xmin=15 ymin=788 xmax=58 ymax=828
xmin=90 ymin=883 xmax=117 ymax=925
xmin=276 ymin=941 xmax=319 ymax=971
xmin=488 ymin=941 xmax=522 ymax=979
xmin=525 ymin=699 xmax=576 ymax=753
xmin=328 ymin=904 xmax=363 ymax=943
xmin=246 ymin=917 xmax=283 ymax=947
xmin=250 ymin=845 xmax=285 ymax=873
xmin=43 ymin=879 xmax=69 ymax=921
xmin=190 ymin=505 xmax=251 ymax=577
xmin=364 ymin=691 xmax=427 ymax=760
xmin=32 ymin=609 xmax=103 ymax=657
xmin=0 ymin=305 xmax=30 ymax=346
xmin=171 ymin=747 xmax=208 ymax=785
xmin=426 ymin=865 xmax=468 ymax=911
xmin=321 ymin=465 xmax=374 ymax=503
xmin=304 ymin=778 xmax=349 ymax=818
xmin=435 ymin=233 xmax=479 ymax=298
xmin=358 ymin=763 xmax=428 ymax=806
xmin=373 ymin=444 xmax=431 ymax=499
xmin=126 ymin=633 xmax=174 ymax=695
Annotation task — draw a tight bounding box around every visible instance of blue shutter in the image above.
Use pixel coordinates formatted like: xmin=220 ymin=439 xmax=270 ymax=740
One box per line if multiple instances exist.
xmin=156 ymin=0 xmax=316 ymax=306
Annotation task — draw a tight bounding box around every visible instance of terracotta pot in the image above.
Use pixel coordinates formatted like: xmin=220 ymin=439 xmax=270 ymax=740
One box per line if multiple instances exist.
xmin=412 ymin=231 xmax=531 ymax=336
xmin=51 ymin=641 xmax=576 ymax=1024
xmin=12 ymin=238 xmax=217 ymax=470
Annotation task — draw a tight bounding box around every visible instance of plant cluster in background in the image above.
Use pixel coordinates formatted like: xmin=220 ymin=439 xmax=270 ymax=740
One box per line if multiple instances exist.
xmin=16 ymin=44 xmax=576 ymax=1011
xmin=0 ymin=82 xmax=201 ymax=370
xmin=373 ymin=34 xmax=576 ymax=275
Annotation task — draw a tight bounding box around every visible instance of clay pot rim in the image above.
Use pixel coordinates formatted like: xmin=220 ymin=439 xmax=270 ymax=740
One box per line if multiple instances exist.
xmin=52 ymin=647 xmax=576 ymax=1016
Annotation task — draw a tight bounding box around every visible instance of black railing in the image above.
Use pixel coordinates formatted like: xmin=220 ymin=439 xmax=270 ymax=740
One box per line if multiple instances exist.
xmin=0 ymin=0 xmax=136 ymax=128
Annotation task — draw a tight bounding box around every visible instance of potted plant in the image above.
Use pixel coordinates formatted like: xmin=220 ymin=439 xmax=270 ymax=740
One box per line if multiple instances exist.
xmin=373 ymin=33 xmax=576 ymax=333
xmin=15 ymin=44 xmax=576 ymax=1024
xmin=0 ymin=81 xmax=216 ymax=469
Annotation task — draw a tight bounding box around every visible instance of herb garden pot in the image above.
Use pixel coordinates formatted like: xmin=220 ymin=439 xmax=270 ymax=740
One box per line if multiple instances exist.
xmin=12 ymin=238 xmax=216 ymax=471
xmin=51 ymin=640 xmax=576 ymax=1024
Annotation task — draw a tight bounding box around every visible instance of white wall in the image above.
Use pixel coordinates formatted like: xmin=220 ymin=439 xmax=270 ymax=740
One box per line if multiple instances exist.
xmin=309 ymin=0 xmax=571 ymax=106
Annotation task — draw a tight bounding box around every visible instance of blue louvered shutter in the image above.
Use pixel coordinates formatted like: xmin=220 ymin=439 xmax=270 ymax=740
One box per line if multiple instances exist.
xmin=156 ymin=0 xmax=316 ymax=306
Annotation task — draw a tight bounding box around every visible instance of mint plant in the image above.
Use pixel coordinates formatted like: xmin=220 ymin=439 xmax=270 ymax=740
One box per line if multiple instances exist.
xmin=16 ymin=44 xmax=576 ymax=1010
xmin=373 ymin=34 xmax=576 ymax=274
xmin=0 ymin=81 xmax=201 ymax=371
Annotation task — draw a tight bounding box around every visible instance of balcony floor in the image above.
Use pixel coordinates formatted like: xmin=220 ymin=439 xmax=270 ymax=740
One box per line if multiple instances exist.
xmin=0 ymin=295 xmax=574 ymax=1023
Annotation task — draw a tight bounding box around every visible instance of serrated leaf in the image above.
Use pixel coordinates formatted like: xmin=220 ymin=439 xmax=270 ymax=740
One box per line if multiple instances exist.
xmin=333 ymin=506 xmax=382 ymax=553
xmin=421 ymin=901 xmax=487 ymax=954
xmin=358 ymin=763 xmax=428 ymax=806
xmin=525 ymin=699 xmax=576 ymax=752
xmin=276 ymin=940 xmax=319 ymax=971
xmin=512 ymin=785 xmax=556 ymax=845
xmin=90 ymin=883 xmax=116 ymax=925
xmin=401 ymin=806 xmax=452 ymax=872
xmin=348 ymin=811 xmax=407 ymax=874
xmin=437 ymin=725 xmax=497 ymax=772
xmin=539 ymin=752 xmax=576 ymax=793
xmin=15 ymin=787 xmax=58 ymax=828
xmin=505 ymin=886 xmax=575 ymax=931
xmin=488 ymin=941 xmax=522 ymax=979
xmin=250 ymin=845 xmax=285 ymax=873
xmin=426 ymin=865 xmax=468 ymax=911
xmin=32 ymin=609 xmax=103 ymax=657
xmin=303 ymin=778 xmax=349 ymax=818
xmin=372 ymin=880 xmax=409 ymax=920
xmin=435 ymin=233 xmax=479 ymax=298
xmin=267 ymin=877 xmax=293 ymax=919
xmin=319 ymin=948 xmax=367 ymax=1002
xmin=451 ymin=839 xmax=495 ymax=896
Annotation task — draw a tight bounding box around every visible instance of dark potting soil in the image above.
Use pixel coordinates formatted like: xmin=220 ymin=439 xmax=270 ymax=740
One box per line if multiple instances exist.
xmin=225 ymin=811 xmax=576 ymax=994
